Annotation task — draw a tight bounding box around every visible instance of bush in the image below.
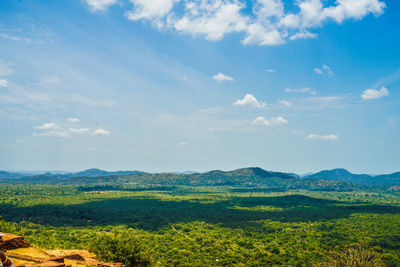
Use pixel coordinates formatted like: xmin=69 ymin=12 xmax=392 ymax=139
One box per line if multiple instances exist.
xmin=318 ymin=244 xmax=385 ymax=267
xmin=88 ymin=232 xmax=151 ymax=267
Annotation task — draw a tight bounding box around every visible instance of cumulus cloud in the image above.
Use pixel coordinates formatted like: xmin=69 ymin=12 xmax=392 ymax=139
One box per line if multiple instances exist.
xmin=251 ymin=116 xmax=288 ymax=126
xmin=0 ymin=79 xmax=8 ymax=88
xmin=35 ymin=123 xmax=59 ymax=130
xmin=361 ymin=86 xmax=389 ymax=100
xmin=85 ymin=0 xmax=118 ymax=12
xmin=174 ymin=1 xmax=249 ymax=41
xmin=33 ymin=131 xmax=70 ymax=138
xmin=213 ymin=72 xmax=234 ymax=82
xmin=306 ymin=134 xmax=339 ymax=140
xmin=234 ymin=94 xmax=267 ymax=109
xmin=67 ymin=118 xmax=80 ymax=123
xmin=92 ymin=128 xmax=110 ymax=136
xmin=285 ymin=87 xmax=317 ymax=95
xmin=69 ymin=128 xmax=89 ymax=134
xmin=84 ymin=0 xmax=386 ymax=46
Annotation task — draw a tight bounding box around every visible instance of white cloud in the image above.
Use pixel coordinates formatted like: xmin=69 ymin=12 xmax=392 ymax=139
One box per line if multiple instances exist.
xmin=89 ymin=0 xmax=386 ymax=46
xmin=314 ymin=68 xmax=323 ymax=74
xmin=92 ymin=128 xmax=110 ymax=136
xmin=309 ymin=96 xmax=342 ymax=102
xmin=174 ymin=1 xmax=249 ymax=41
xmin=251 ymin=116 xmax=288 ymax=126
xmin=85 ymin=0 xmax=118 ymax=12
xmin=35 ymin=122 xmax=59 ymax=130
xmin=234 ymin=94 xmax=267 ymax=109
xmin=285 ymin=87 xmax=317 ymax=95
xmin=0 ymin=79 xmax=8 ymax=88
xmin=69 ymin=128 xmax=89 ymax=134
xmin=241 ymin=25 xmax=284 ymax=46
xmin=40 ymin=76 xmax=60 ymax=86
xmin=323 ymin=64 xmax=334 ymax=76
xmin=314 ymin=64 xmax=334 ymax=75
xmin=278 ymin=100 xmax=292 ymax=106
xmin=292 ymin=130 xmax=304 ymax=135
xmin=0 ymin=33 xmax=44 ymax=44
xmin=289 ymin=30 xmax=317 ymax=40
xmin=179 ymin=141 xmax=188 ymax=146
xmin=0 ymin=60 xmax=14 ymax=76
xmin=33 ymin=131 xmax=70 ymax=138
xmin=67 ymin=118 xmax=80 ymax=123
xmin=213 ymin=72 xmax=234 ymax=82
xmin=266 ymin=68 xmax=276 ymax=73
xmin=126 ymin=0 xmax=178 ymax=28
xmin=361 ymin=86 xmax=389 ymax=100
xmin=306 ymin=134 xmax=339 ymax=141
xmin=70 ymin=94 xmax=116 ymax=107
xmin=322 ymin=0 xmax=385 ymax=23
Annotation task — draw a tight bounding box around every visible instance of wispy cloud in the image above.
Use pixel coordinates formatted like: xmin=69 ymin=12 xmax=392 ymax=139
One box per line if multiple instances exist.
xmin=0 ymin=33 xmax=44 ymax=45
xmin=306 ymin=134 xmax=339 ymax=141
xmin=372 ymin=69 xmax=400 ymax=88
xmin=33 ymin=130 xmax=70 ymax=138
xmin=40 ymin=76 xmax=61 ymax=86
xmin=0 ymin=60 xmax=14 ymax=76
xmin=213 ymin=72 xmax=234 ymax=82
xmin=314 ymin=68 xmax=323 ymax=74
xmin=67 ymin=118 xmax=80 ymax=123
xmin=292 ymin=130 xmax=304 ymax=135
xmin=278 ymin=100 xmax=292 ymax=107
xmin=314 ymin=64 xmax=334 ymax=76
xmin=84 ymin=0 xmax=118 ymax=12
xmin=285 ymin=87 xmax=317 ymax=95
xmin=69 ymin=128 xmax=89 ymax=134
xmin=266 ymin=68 xmax=276 ymax=73
xmin=361 ymin=86 xmax=389 ymax=100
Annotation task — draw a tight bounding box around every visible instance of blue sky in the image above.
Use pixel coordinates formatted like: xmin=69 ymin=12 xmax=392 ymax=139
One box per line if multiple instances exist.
xmin=0 ymin=0 xmax=399 ymax=174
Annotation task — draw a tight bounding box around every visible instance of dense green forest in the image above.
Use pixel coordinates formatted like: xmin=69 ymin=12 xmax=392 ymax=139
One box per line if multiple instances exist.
xmin=0 ymin=181 xmax=399 ymax=266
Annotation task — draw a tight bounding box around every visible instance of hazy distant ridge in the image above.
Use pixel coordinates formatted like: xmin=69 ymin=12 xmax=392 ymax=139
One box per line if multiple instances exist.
xmin=303 ymin=168 xmax=400 ymax=185
xmin=0 ymin=167 xmax=399 ymax=186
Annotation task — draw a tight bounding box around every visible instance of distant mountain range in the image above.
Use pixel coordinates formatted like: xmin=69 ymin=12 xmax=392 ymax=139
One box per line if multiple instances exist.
xmin=0 ymin=168 xmax=144 ymax=180
xmin=303 ymin=168 xmax=400 ymax=185
xmin=0 ymin=167 xmax=399 ymax=187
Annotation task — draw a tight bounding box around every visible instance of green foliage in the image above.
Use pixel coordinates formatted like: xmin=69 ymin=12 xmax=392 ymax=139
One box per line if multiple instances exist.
xmin=88 ymin=232 xmax=151 ymax=267
xmin=318 ymin=244 xmax=385 ymax=267
xmin=0 ymin=184 xmax=399 ymax=266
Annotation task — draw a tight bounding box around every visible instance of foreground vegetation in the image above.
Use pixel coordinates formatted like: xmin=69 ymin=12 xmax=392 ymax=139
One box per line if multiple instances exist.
xmin=0 ymin=184 xmax=399 ymax=266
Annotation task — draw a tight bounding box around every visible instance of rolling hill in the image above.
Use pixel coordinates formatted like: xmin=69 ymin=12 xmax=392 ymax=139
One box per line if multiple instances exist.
xmin=303 ymin=168 xmax=400 ymax=185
